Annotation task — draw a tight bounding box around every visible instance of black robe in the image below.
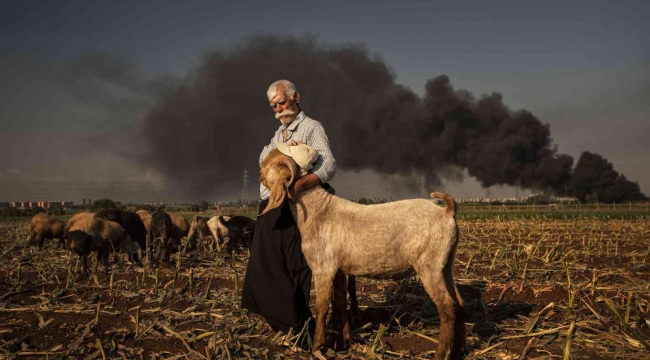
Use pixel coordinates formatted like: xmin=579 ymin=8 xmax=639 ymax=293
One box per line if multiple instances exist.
xmin=241 ymin=199 xmax=313 ymax=333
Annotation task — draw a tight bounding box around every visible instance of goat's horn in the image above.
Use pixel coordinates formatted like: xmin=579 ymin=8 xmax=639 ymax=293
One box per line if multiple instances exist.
xmin=279 ymin=156 xmax=297 ymax=188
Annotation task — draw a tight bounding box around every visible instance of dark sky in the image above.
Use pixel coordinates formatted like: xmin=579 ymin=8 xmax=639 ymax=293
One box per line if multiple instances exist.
xmin=1 ymin=0 xmax=648 ymax=203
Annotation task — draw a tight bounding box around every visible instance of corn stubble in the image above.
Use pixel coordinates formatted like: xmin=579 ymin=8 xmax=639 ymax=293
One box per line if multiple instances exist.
xmin=0 ymin=216 xmax=648 ymax=358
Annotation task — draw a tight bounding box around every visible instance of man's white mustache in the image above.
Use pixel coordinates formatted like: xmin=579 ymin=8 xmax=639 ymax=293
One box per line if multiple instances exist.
xmin=275 ymin=109 xmax=296 ymax=119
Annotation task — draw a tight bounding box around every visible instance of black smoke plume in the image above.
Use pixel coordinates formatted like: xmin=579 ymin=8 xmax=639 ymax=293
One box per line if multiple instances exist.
xmin=139 ymin=34 xmax=643 ymax=202
xmin=570 ymin=152 xmax=646 ymax=203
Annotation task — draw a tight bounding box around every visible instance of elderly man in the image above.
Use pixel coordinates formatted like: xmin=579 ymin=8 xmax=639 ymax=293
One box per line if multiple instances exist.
xmin=241 ymin=80 xmax=337 ymax=337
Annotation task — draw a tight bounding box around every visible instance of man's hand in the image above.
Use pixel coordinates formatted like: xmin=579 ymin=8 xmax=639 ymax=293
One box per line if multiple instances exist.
xmin=288 ymin=140 xmax=304 ymax=146
xmin=288 ymin=173 xmax=322 ymax=202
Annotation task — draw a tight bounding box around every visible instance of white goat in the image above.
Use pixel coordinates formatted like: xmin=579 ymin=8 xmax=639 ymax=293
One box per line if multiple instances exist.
xmin=259 ymin=149 xmax=465 ymax=360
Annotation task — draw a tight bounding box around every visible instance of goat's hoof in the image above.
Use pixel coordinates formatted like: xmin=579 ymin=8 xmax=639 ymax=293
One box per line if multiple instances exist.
xmin=333 ymin=338 xmax=349 ymax=352
xmin=313 ymin=347 xmax=337 ymax=359
xmin=349 ymin=312 xmax=361 ymax=326
xmin=311 ymin=343 xmax=324 ymax=354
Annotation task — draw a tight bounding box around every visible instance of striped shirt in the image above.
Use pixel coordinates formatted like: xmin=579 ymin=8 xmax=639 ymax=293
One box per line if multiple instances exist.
xmin=259 ymin=111 xmax=337 ymax=200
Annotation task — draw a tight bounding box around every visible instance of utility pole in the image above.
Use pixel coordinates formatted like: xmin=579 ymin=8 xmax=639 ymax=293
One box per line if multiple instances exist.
xmin=515 ymin=185 xmax=519 ymax=201
xmin=241 ymin=168 xmax=249 ymax=206
xmin=421 ymin=175 xmax=426 ymax=199
xmin=486 ymin=188 xmax=492 ymax=212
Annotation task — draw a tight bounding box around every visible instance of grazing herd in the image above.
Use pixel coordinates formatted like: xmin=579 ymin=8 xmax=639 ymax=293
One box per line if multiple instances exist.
xmin=25 ymin=172 xmax=464 ymax=358
xmin=27 ymin=209 xmax=256 ymax=271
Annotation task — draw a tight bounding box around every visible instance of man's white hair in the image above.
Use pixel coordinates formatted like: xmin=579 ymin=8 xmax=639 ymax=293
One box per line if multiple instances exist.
xmin=267 ymin=80 xmax=297 ymax=100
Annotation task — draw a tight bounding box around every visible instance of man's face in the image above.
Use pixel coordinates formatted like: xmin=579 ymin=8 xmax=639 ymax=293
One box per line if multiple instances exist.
xmin=269 ymin=89 xmax=300 ymax=125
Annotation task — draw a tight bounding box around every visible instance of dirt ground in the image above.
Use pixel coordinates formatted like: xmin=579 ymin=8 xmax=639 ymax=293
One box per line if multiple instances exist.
xmin=0 ymin=217 xmax=649 ymax=359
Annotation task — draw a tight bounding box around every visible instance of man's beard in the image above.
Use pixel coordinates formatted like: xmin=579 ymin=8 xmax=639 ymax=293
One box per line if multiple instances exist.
xmin=275 ymin=109 xmax=297 ymax=123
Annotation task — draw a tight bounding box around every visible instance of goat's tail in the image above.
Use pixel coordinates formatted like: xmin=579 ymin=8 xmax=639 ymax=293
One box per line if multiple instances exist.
xmin=430 ymin=192 xmax=456 ymax=217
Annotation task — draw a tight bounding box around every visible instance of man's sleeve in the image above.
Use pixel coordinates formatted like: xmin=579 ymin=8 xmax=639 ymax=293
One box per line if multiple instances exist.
xmin=307 ymin=121 xmax=337 ymax=183
xmin=259 ymin=130 xmax=279 ymax=166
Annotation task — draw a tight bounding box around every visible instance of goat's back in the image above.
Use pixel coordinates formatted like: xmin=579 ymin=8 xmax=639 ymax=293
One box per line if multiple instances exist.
xmin=208 ymin=215 xmax=230 ymax=240
xmin=67 ymin=217 xmax=126 ymax=249
xmin=296 ymin=188 xmax=458 ymax=279
xmin=95 ymin=209 xmax=147 ymax=250
xmin=168 ymin=213 xmax=190 ymax=239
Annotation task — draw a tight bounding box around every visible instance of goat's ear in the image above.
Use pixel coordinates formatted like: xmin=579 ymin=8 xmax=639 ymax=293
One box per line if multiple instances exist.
xmin=259 ymin=158 xmax=296 ymax=216
xmin=260 ymin=179 xmax=287 ymax=216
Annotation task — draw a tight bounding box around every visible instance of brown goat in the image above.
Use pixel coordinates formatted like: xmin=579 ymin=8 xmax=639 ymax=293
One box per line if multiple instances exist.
xmin=28 ymin=213 xmax=66 ymax=248
xmin=67 ymin=217 xmax=140 ymax=273
xmin=64 ymin=212 xmax=95 ymax=237
xmin=168 ymin=212 xmax=190 ymax=245
xmin=260 ymin=149 xmax=465 ymax=360
xmin=136 ymin=210 xmax=152 ymax=232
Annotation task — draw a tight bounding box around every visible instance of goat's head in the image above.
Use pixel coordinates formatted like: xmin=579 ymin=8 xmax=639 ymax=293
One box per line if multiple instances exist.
xmin=259 ymin=149 xmax=299 ymax=216
xmin=66 ymin=230 xmax=92 ymax=255
xmin=187 ymin=215 xmax=204 ymax=241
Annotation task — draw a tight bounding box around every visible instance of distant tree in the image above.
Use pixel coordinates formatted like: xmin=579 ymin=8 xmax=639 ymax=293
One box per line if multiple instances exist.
xmin=526 ymin=194 xmax=549 ymax=205
xmin=585 ymin=192 xmax=599 ymax=204
xmin=357 ymin=198 xmax=368 ymax=205
xmin=1 ymin=207 xmax=20 ymax=217
xmin=25 ymin=207 xmax=47 ymax=216
xmin=92 ymin=198 xmax=118 ymax=212
xmin=48 ymin=208 xmax=65 ymax=216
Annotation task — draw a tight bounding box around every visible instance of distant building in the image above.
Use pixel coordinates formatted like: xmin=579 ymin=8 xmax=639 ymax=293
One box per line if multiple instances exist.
xmin=40 ymin=201 xmax=63 ymax=209
xmin=7 ymin=201 xmax=74 ymax=209
xmin=0 ymin=202 xmax=10 ymax=209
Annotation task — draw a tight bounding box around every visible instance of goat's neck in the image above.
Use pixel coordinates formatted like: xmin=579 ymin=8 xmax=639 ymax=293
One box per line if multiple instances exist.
xmin=291 ymin=186 xmax=333 ymax=225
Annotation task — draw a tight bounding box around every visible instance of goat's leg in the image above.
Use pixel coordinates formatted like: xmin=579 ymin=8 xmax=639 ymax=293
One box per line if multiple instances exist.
xmin=347 ymin=275 xmax=360 ymax=324
xmin=93 ymin=251 xmax=100 ymax=273
xmin=81 ymin=254 xmax=88 ymax=275
xmin=419 ymin=268 xmax=465 ymax=360
xmin=444 ymin=260 xmax=466 ymax=355
xmin=215 ymin=236 xmax=223 ymax=252
xmin=311 ymin=272 xmax=336 ymax=353
xmin=101 ymin=249 xmax=110 ymax=273
xmin=332 ymin=271 xmax=351 ymax=350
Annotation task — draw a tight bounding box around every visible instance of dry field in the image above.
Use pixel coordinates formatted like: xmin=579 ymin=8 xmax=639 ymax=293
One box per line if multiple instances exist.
xmin=0 ymin=216 xmax=649 ymax=359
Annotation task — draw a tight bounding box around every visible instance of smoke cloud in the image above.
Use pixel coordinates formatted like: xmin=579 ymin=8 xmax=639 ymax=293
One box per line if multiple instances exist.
xmin=570 ymin=152 xmax=646 ymax=203
xmin=138 ymin=34 xmax=645 ymax=202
